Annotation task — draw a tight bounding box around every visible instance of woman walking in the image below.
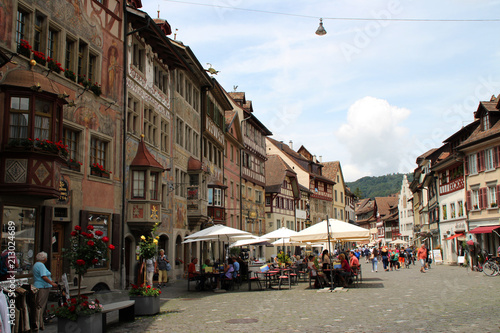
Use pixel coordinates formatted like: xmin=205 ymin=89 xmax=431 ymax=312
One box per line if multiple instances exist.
xmin=381 ymin=246 xmax=389 ymax=271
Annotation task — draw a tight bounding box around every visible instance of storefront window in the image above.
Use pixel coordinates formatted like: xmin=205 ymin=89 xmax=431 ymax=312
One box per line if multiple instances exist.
xmin=1 ymin=205 xmax=36 ymax=277
xmin=88 ymin=213 xmax=110 ymax=269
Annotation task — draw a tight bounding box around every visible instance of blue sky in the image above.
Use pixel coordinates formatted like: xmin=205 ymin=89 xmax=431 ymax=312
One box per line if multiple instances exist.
xmin=142 ymin=0 xmax=500 ymax=181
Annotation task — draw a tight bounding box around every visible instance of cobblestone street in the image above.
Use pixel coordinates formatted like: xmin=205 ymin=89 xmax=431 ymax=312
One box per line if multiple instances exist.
xmin=45 ymin=262 xmax=499 ymax=333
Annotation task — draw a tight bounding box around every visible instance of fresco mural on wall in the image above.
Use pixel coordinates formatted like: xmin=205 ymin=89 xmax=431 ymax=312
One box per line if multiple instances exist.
xmin=175 ymin=201 xmax=186 ymax=229
xmin=0 ymin=0 xmax=13 ymax=44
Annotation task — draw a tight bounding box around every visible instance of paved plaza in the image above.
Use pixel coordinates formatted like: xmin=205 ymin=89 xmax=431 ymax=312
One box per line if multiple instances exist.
xmin=45 ymin=263 xmax=500 ymax=333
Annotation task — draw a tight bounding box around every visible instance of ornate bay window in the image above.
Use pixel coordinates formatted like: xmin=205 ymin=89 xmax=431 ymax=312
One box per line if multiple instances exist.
xmin=127 ymin=138 xmax=165 ymax=231
xmin=0 ymin=71 xmax=67 ymax=198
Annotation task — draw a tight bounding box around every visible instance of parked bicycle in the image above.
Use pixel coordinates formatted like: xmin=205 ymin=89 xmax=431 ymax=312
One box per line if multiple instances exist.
xmin=482 ymin=256 xmax=500 ymax=277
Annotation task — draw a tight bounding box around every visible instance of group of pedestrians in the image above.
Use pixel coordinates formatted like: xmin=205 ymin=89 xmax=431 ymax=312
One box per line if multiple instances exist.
xmin=360 ymin=243 xmax=431 ymax=274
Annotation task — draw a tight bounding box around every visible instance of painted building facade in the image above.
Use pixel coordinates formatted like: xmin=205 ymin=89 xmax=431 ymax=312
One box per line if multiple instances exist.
xmin=0 ymin=0 xmax=124 ymax=290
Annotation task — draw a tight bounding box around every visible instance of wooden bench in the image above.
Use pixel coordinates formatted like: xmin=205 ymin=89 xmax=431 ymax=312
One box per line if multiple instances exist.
xmin=101 ymin=300 xmax=135 ymax=331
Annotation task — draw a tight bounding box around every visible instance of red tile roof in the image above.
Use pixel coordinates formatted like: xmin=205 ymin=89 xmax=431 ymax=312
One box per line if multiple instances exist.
xmin=130 ymin=138 xmax=166 ymax=170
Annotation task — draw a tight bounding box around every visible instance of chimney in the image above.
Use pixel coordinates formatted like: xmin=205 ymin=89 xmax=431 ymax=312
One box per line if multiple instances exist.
xmin=289 ymin=140 xmax=293 ymax=150
xmin=319 ymin=156 xmax=322 ymax=162
xmin=313 ymin=155 xmax=316 ymax=162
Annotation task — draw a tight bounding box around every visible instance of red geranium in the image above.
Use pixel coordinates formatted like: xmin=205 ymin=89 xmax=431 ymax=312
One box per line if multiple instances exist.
xmin=92 ymin=258 xmax=98 ymax=264
xmin=75 ymin=225 xmax=82 ymax=231
xmin=76 ymin=259 xmax=86 ymax=266
xmin=108 ymin=244 xmax=115 ymax=250
xmin=87 ymin=241 xmax=94 ymax=246
xmin=70 ymin=231 xmax=77 ymax=236
xmin=102 ymin=236 xmax=109 ymax=243
xmin=87 ymin=225 xmax=94 ymax=230
xmin=95 ymin=230 xmax=103 ymax=236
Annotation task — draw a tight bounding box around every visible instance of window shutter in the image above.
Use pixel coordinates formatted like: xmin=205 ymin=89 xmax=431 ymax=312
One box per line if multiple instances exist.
xmin=477 ymin=151 xmax=483 ymax=172
xmin=497 ymin=185 xmax=500 ymax=206
xmin=483 ymin=187 xmax=489 ymax=209
xmin=481 ymin=188 xmax=488 ymax=209
xmin=496 ymin=147 xmax=500 ymax=169
xmin=464 ymin=156 xmax=469 ymax=175
xmin=111 ymin=214 xmax=121 ymax=271
xmin=478 ymin=189 xmax=483 ymax=209
xmin=466 ymin=191 xmax=471 ymax=211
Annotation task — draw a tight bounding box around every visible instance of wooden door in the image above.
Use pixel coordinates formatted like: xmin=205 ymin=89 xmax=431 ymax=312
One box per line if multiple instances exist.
xmin=51 ymin=223 xmax=64 ymax=282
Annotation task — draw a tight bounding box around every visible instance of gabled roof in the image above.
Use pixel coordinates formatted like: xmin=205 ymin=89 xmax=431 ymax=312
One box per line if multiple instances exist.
xmin=267 ymin=137 xmax=335 ymax=184
xmin=374 ymin=196 xmax=399 ymax=219
xmin=265 ymin=155 xmax=296 ymax=193
xmin=458 ymin=113 xmax=500 ymax=150
xmin=322 ymin=161 xmax=344 ymax=186
xmin=130 ymin=138 xmax=166 ymax=170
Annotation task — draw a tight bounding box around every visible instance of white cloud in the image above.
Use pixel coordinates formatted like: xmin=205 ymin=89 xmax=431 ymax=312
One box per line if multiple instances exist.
xmin=336 ymin=97 xmax=411 ymax=177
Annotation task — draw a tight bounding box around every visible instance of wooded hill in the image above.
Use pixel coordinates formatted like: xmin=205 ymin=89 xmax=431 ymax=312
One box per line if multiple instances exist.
xmin=346 ymin=173 xmax=413 ymax=199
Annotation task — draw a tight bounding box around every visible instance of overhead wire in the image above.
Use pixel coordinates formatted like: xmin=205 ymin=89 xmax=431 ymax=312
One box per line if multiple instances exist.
xmin=163 ymin=0 xmax=500 ymax=22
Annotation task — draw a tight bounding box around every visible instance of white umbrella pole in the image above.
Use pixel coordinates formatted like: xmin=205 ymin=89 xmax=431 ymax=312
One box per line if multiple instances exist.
xmin=326 ymin=215 xmax=333 ymax=289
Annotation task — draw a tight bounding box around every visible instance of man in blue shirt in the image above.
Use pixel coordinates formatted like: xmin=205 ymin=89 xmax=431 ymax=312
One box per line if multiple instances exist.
xmin=232 ymin=256 xmax=240 ymax=279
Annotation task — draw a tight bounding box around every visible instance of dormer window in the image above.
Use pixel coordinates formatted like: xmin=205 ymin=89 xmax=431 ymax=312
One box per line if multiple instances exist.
xmin=483 ymin=112 xmax=490 ymax=131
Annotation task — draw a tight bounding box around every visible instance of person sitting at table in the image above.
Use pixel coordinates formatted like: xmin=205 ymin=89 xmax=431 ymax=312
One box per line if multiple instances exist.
xmin=231 ymin=256 xmax=240 ymax=280
xmin=349 ymin=251 xmax=360 ymax=269
xmin=201 ymin=259 xmax=211 ymax=272
xmin=188 ymin=258 xmax=199 ymax=278
xmin=321 ymin=250 xmax=331 ymax=281
xmin=307 ymin=255 xmax=327 ymax=288
xmin=338 ymin=253 xmax=352 ymax=288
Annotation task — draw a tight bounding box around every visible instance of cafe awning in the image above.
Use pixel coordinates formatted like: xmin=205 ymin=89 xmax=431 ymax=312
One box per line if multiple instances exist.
xmin=445 ymin=233 xmax=465 ymax=240
xmin=468 ymin=225 xmax=500 ymax=234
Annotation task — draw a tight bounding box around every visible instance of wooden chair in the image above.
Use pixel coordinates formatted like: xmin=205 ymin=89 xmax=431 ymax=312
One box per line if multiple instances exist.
xmin=248 ymin=271 xmax=263 ymax=291
xmin=278 ymin=271 xmax=291 ymax=290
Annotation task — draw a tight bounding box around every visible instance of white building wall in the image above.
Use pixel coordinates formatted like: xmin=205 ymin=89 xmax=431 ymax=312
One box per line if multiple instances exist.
xmin=398 ymin=175 xmax=414 ymax=241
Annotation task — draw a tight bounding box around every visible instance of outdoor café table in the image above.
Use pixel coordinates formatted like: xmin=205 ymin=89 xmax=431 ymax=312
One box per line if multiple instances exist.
xmin=256 ymin=270 xmax=279 ymax=289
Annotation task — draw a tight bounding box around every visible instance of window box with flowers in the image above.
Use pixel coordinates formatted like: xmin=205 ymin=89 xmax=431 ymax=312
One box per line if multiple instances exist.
xmin=78 ymin=75 xmax=91 ymax=89
xmin=65 ymin=69 xmax=77 ymax=82
xmin=90 ymin=163 xmax=111 ymax=178
xmin=7 ymin=138 xmax=69 ymax=158
xmin=32 ymin=50 xmax=46 ymax=66
xmin=128 ymin=284 xmax=161 ymax=316
xmin=90 ymin=82 xmax=102 ymax=96
xmin=66 ymin=159 xmax=83 ymax=171
xmin=17 ymin=39 xmax=32 ymax=58
xmin=47 ymin=57 xmax=64 ymax=74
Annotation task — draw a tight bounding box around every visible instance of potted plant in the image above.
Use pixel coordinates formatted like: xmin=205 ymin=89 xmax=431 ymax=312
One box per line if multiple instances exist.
xmin=50 ymin=295 xmax=103 ymax=333
xmin=276 ymin=251 xmax=290 ymax=267
xmin=128 ymin=283 xmax=161 ymax=316
xmin=32 ymin=50 xmax=47 ymax=66
xmin=63 ymin=225 xmax=115 ymax=296
xmin=90 ymin=162 xmax=111 ymax=178
xmin=47 ymin=57 xmax=64 ymax=74
xmin=17 ymin=39 xmax=32 ymax=58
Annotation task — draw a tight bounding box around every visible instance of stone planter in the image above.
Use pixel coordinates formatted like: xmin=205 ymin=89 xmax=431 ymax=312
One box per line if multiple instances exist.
xmin=129 ymin=296 xmax=160 ymax=316
xmin=57 ymin=312 xmax=102 ymax=333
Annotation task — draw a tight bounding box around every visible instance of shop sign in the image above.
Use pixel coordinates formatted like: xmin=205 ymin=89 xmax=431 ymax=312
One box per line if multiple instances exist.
xmin=58 ymin=179 xmax=69 ymax=204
